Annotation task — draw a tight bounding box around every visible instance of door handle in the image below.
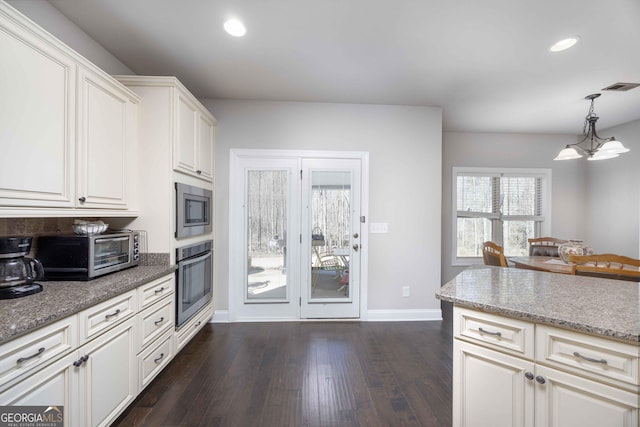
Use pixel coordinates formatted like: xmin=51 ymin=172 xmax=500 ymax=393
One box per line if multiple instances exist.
xmin=353 ymin=244 xmax=359 ymax=252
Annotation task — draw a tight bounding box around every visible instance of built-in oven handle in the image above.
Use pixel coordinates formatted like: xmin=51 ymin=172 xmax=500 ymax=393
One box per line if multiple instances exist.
xmin=181 ymin=250 xmax=212 ymax=266
xmin=95 ymin=236 xmax=129 ymax=243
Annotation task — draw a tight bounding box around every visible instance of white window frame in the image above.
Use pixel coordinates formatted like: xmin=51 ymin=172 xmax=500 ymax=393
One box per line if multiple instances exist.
xmin=452 ymin=167 xmax=552 ymax=266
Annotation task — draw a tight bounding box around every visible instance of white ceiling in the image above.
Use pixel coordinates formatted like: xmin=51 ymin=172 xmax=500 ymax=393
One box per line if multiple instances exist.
xmin=47 ymin=0 xmax=640 ymax=133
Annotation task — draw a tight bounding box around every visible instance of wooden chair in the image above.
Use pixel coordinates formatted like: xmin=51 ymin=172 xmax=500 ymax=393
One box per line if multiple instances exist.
xmin=482 ymin=241 xmax=508 ymax=267
xmin=527 ymin=237 xmax=568 ymax=257
xmin=568 ymin=253 xmax=640 ymax=282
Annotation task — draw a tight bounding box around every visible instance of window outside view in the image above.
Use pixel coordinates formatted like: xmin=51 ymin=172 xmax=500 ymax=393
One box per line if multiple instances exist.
xmin=246 ymin=170 xmax=288 ymax=300
xmin=245 ymin=170 xmax=352 ymax=300
xmin=456 ymin=173 xmax=543 ymax=258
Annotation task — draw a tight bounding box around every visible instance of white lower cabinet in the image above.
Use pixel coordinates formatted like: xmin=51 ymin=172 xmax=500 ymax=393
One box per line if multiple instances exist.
xmin=453 ymin=307 xmax=639 ymax=427
xmin=454 ymin=340 xmax=534 ymax=427
xmin=175 ymin=301 xmax=213 ymax=352
xmin=0 ymin=273 xmax=211 ymax=427
xmin=77 ymin=318 xmax=137 ymax=427
xmin=0 ymin=317 xmax=136 ymax=427
xmin=0 ymin=351 xmax=79 ymax=426
xmin=534 ymin=364 xmax=638 ymax=427
xmin=136 ymin=275 xmax=175 ymax=391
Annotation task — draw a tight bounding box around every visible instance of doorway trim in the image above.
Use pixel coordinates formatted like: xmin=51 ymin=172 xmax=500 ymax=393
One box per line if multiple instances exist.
xmin=228 ymin=149 xmax=369 ymax=322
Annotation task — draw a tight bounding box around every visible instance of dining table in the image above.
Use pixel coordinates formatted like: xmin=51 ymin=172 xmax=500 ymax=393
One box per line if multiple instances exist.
xmin=509 ymin=255 xmax=574 ymax=274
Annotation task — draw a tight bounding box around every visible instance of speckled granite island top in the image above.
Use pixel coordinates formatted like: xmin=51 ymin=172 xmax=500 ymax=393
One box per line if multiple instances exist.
xmin=0 ymin=265 xmax=177 ymax=345
xmin=436 ymin=265 xmax=640 ymax=343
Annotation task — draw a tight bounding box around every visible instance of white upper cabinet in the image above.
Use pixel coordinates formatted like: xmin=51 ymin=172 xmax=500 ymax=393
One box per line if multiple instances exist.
xmin=0 ymin=4 xmax=76 ymax=208
xmin=77 ymin=67 xmax=137 ymax=209
xmin=115 ymin=75 xmax=216 ymax=184
xmin=174 ymin=86 xmax=215 ymax=182
xmin=196 ymin=112 xmax=215 ymax=181
xmin=0 ymin=2 xmax=140 ymax=216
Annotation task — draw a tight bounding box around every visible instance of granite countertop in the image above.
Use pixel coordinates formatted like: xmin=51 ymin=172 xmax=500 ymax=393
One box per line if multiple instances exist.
xmin=0 ymin=265 xmax=176 ymax=345
xmin=436 ymin=265 xmax=640 ymax=344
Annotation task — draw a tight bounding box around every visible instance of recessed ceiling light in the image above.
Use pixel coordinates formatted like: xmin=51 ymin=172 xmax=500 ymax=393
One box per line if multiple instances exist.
xmin=224 ymin=19 xmax=246 ymax=37
xmin=549 ymin=36 xmax=580 ymax=52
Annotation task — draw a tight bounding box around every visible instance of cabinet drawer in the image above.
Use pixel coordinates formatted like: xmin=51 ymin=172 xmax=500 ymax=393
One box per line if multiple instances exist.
xmin=0 ymin=316 xmax=77 ymax=391
xmin=454 ymin=307 xmax=534 ymax=359
xmin=138 ymin=330 xmax=174 ymax=390
xmin=137 ymin=296 xmax=174 ymax=351
xmin=79 ymin=290 xmax=136 ymax=344
xmin=536 ymin=325 xmax=640 ymax=389
xmin=175 ymin=302 xmax=212 ymax=352
xmin=138 ymin=274 xmax=174 ymax=310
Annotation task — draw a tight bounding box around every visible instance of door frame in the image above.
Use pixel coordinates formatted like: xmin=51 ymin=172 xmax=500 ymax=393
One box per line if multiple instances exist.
xmin=229 ymin=149 xmax=369 ymax=322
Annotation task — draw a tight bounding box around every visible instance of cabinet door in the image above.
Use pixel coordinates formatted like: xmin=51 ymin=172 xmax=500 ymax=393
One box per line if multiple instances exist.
xmin=534 ymin=365 xmax=638 ymax=427
xmin=453 ymin=340 xmax=535 ymax=427
xmin=0 ymin=352 xmax=79 ymax=427
xmin=196 ymin=113 xmax=215 ymax=181
xmin=0 ymin=8 xmax=76 ymax=208
xmin=78 ymin=318 xmax=137 ymax=427
xmin=174 ymin=92 xmax=199 ymax=176
xmin=77 ymin=67 xmax=133 ymax=209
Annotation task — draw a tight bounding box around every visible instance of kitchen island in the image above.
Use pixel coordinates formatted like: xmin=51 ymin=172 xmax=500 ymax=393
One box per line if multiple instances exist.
xmin=437 ymin=265 xmax=639 ymax=427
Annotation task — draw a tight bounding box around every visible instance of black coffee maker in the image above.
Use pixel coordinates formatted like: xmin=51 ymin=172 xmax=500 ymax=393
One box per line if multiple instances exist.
xmin=0 ymin=237 xmax=44 ymax=299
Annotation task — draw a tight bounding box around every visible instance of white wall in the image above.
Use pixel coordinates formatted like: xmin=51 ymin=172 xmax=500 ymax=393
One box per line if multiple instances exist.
xmin=442 ymin=132 xmax=587 ymax=283
xmin=581 ymin=119 xmax=640 ymax=257
xmin=6 ymin=0 xmax=133 ymax=74
xmin=201 ymin=100 xmax=443 ymax=317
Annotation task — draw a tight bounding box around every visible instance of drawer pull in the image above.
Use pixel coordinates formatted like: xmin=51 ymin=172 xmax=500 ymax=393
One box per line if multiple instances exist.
xmin=573 ymin=351 xmax=608 ymax=365
xmin=524 ymin=371 xmax=534 ymax=381
xmin=17 ymin=347 xmax=45 ymax=364
xmin=154 ymin=353 xmax=165 ymax=363
xmin=154 ymin=287 xmax=165 ymax=295
xmin=105 ymin=309 xmax=121 ymax=320
xmin=195 ymin=321 xmax=202 ymax=328
xmin=154 ymin=317 xmax=165 ymax=326
xmin=535 ymin=375 xmax=546 ymax=384
xmin=478 ymin=327 xmax=502 ymax=337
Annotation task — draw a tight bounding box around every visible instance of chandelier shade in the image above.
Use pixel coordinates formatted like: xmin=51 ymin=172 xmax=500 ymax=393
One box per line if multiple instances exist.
xmin=554 ymin=93 xmax=630 ymax=161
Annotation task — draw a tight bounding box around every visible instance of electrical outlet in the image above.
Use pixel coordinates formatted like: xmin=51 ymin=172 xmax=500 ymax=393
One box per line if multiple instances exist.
xmin=402 ymin=286 xmax=410 ymax=297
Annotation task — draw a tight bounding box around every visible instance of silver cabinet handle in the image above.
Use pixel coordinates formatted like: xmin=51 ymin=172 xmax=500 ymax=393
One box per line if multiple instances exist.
xmin=154 ymin=353 xmax=165 ymax=363
xmin=573 ymin=351 xmax=607 ymax=365
xmin=524 ymin=371 xmax=534 ymax=381
xmin=154 ymin=317 xmax=165 ymax=326
xmin=195 ymin=321 xmax=202 ymax=328
xmin=154 ymin=287 xmax=165 ymax=295
xmin=353 ymin=244 xmax=359 ymax=252
xmin=535 ymin=375 xmax=546 ymax=384
xmin=478 ymin=327 xmax=502 ymax=337
xmin=105 ymin=309 xmax=121 ymax=320
xmin=17 ymin=347 xmax=45 ymax=364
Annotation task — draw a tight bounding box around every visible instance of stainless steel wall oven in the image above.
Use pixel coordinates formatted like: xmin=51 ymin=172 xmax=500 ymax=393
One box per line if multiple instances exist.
xmin=175 ymin=239 xmax=213 ymax=327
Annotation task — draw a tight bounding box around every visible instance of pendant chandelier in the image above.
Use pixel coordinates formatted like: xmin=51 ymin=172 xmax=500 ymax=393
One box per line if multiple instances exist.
xmin=554 ymin=93 xmax=630 ymax=161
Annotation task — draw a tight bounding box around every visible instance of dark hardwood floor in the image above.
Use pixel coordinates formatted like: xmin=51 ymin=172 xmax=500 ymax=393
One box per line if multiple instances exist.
xmin=113 ymin=303 xmax=453 ymax=427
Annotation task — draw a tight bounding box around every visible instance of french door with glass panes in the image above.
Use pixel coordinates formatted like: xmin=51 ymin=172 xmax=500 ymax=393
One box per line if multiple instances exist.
xmin=229 ymin=151 xmax=365 ymax=321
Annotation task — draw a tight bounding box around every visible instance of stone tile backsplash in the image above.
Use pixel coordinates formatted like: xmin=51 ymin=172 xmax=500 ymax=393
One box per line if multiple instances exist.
xmin=0 ymin=218 xmax=77 ymax=238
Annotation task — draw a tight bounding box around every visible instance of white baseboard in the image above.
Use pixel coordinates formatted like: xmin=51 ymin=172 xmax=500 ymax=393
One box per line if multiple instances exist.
xmin=211 ymin=309 xmax=443 ymax=322
xmin=366 ymin=308 xmax=443 ymax=322
xmin=209 ymin=310 xmax=230 ymax=323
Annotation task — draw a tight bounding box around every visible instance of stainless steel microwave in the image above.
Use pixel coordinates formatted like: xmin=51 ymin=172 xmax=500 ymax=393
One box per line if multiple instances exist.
xmin=175 ymin=182 xmax=213 ymax=238
xmin=37 ymin=231 xmax=140 ymax=280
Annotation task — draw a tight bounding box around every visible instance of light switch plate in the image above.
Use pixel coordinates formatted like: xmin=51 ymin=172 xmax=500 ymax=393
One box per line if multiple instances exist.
xmin=370 ymin=222 xmax=389 ymax=233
